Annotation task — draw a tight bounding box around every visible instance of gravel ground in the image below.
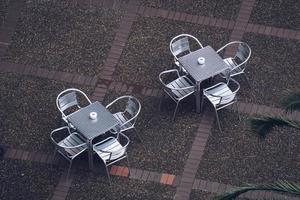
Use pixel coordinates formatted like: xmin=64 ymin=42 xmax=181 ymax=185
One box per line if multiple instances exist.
xmin=67 ymin=173 xmax=175 ymax=200
xmin=250 ymin=0 xmax=300 ymax=30
xmin=2 ymin=0 xmax=121 ymax=76
xmin=0 ymin=159 xmax=62 ymax=200
xmin=102 ymin=90 xmax=200 ymax=174
xmin=190 ymin=191 xmax=214 ymax=200
xmin=138 ymin=0 xmax=241 ymax=19
xmin=196 ymin=111 xmax=300 ymax=186
xmin=0 ymin=0 xmax=10 ymax=28
xmin=237 ymin=33 xmax=300 ymax=107
xmin=113 ymin=17 xmax=231 ymax=88
xmin=0 ymin=72 xmax=93 ymax=152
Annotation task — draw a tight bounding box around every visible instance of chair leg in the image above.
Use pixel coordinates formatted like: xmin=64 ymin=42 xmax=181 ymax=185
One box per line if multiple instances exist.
xmin=52 ymin=150 xmax=57 ymax=170
xmin=134 ymin=128 xmax=147 ymax=152
xmin=200 ymin=97 xmax=205 ymax=112
xmin=172 ymin=102 xmax=179 ymax=121
xmin=159 ymin=93 xmax=165 ymax=111
xmin=126 ymin=156 xmax=130 ymax=176
xmin=67 ymin=160 xmax=72 ymax=180
xmin=215 ymin=109 xmax=222 ymax=132
xmin=133 ymin=128 xmax=143 ymax=143
xmin=244 ymin=73 xmax=251 ymax=88
xmin=105 ymin=165 xmax=111 ymax=184
xmin=235 ymin=103 xmax=241 ymax=121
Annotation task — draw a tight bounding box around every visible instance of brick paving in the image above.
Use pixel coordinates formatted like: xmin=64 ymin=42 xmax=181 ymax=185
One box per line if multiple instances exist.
xmin=3 ymin=146 xmax=299 ymax=200
xmin=0 ymin=0 xmax=299 ymax=199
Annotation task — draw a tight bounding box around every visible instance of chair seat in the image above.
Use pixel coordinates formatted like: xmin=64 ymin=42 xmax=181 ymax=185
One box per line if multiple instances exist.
xmin=204 ymin=83 xmax=235 ymax=106
xmin=58 ymin=133 xmax=87 ymax=157
xmin=93 ymin=137 xmax=125 ymax=163
xmin=166 ymin=76 xmax=195 ymax=99
xmin=220 ymin=57 xmax=243 ymax=77
xmin=113 ymin=112 xmax=133 ymax=131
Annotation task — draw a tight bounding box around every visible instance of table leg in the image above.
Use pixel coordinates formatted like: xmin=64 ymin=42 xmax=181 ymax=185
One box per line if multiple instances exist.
xmin=88 ymin=139 xmax=93 ymax=170
xmin=196 ymin=82 xmax=201 ymax=113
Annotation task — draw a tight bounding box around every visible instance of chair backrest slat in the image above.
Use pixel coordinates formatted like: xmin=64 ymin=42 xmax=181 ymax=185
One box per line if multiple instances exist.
xmin=171 ymin=37 xmax=190 ymax=56
xmin=235 ymin=43 xmax=250 ymax=63
xmin=58 ymin=92 xmax=78 ymax=112
xmin=109 ymin=146 xmax=126 ymax=161
xmin=125 ymin=98 xmax=138 ymax=116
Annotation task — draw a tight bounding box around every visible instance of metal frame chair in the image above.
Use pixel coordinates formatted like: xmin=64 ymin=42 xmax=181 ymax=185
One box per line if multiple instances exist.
xmin=170 ymin=34 xmax=203 ymax=73
xmin=50 ymin=126 xmax=88 ymax=178
xmin=202 ymin=78 xmax=240 ymax=131
xmin=93 ymin=132 xmax=130 ymax=183
xmin=56 ymin=88 xmax=92 ymax=128
xmin=216 ymin=41 xmax=251 ymax=85
xmin=105 ymin=96 xmax=143 ymax=142
xmin=159 ymin=69 xmax=196 ymax=121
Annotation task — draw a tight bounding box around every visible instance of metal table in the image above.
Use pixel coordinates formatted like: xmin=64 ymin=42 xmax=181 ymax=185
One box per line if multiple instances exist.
xmin=67 ymin=101 xmax=119 ymax=170
xmin=178 ymin=46 xmax=229 ymax=113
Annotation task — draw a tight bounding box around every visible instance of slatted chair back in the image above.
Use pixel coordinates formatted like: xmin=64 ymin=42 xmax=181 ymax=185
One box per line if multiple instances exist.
xmin=108 ymin=144 xmax=127 ymax=162
xmin=159 ymin=69 xmax=195 ymax=100
xmin=93 ymin=133 xmax=129 ymax=163
xmin=125 ymin=97 xmax=141 ymax=125
xmin=217 ymin=41 xmax=251 ymax=73
xmin=50 ymin=127 xmax=87 ymax=159
xmin=58 ymin=91 xmax=78 ymax=112
xmin=171 ymin=36 xmax=190 ymax=57
xmin=235 ymin=43 xmax=251 ymax=65
xmin=170 ymin=34 xmax=203 ymax=59
xmin=56 ymin=88 xmax=92 ymax=119
xmin=106 ymin=96 xmax=141 ymax=131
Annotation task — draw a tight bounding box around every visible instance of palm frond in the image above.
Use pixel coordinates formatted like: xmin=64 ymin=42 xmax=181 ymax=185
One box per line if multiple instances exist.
xmin=212 ymin=180 xmax=300 ymax=200
xmin=280 ymin=92 xmax=300 ymax=113
xmin=250 ymin=115 xmax=300 ymax=137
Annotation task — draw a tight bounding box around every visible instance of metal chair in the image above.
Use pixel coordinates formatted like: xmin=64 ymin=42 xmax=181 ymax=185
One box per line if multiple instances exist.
xmin=93 ymin=132 xmax=130 ymax=183
xmin=170 ymin=34 xmax=203 ymax=73
xmin=202 ymin=78 xmax=240 ymax=131
xmin=56 ymin=88 xmax=92 ymax=128
xmin=50 ymin=126 xmax=88 ymax=178
xmin=216 ymin=41 xmax=251 ymax=85
xmin=105 ymin=96 xmax=143 ymax=142
xmin=159 ymin=69 xmax=196 ymax=121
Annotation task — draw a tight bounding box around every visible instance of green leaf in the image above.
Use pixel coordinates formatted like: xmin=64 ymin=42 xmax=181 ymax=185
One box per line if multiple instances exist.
xmin=280 ymin=92 xmax=300 ymax=113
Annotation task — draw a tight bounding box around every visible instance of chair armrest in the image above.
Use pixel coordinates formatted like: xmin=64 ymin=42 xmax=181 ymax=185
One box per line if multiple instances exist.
xmin=216 ymin=41 xmax=243 ymax=53
xmin=229 ymin=78 xmax=240 ymax=94
xmin=50 ymin=126 xmax=71 ymax=139
xmin=159 ymin=69 xmax=181 ymax=78
xmin=203 ymin=82 xmax=225 ymax=92
xmin=105 ymin=96 xmax=128 ymax=109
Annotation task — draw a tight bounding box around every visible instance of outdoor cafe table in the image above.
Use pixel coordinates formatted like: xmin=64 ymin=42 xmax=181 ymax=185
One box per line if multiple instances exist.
xmin=67 ymin=101 xmax=119 ymax=170
xmin=178 ymin=45 xmax=229 ymax=113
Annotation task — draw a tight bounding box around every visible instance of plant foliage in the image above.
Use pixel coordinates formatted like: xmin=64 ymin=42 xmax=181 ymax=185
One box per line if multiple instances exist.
xmin=250 ymin=115 xmax=300 ymax=137
xmin=280 ymin=92 xmax=300 ymax=113
xmin=212 ymin=180 xmax=300 ymax=200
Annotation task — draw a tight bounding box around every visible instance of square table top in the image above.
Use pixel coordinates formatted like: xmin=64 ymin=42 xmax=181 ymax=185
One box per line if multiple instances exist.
xmin=178 ymin=46 xmax=229 ymax=83
xmin=67 ymin=101 xmax=119 ymax=140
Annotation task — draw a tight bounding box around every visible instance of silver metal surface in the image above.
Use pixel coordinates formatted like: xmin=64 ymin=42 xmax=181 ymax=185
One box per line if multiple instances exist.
xmin=178 ymin=46 xmax=229 ymax=113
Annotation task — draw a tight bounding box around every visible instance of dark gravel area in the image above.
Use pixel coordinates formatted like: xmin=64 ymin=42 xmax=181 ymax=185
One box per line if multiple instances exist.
xmin=196 ymin=111 xmax=300 ymax=186
xmin=138 ymin=0 xmax=241 ymax=20
xmin=190 ymin=190 xmax=214 ymax=200
xmin=237 ymin=33 xmax=300 ymax=107
xmin=102 ymin=90 xmax=201 ymax=174
xmin=67 ymin=173 xmax=175 ymax=200
xmin=2 ymin=0 xmax=121 ymax=76
xmin=0 ymin=0 xmax=10 ymax=28
xmin=113 ymin=17 xmax=231 ymax=88
xmin=250 ymin=0 xmax=300 ymax=30
xmin=0 ymin=72 xmax=93 ymax=152
xmin=0 ymin=159 xmax=62 ymax=200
